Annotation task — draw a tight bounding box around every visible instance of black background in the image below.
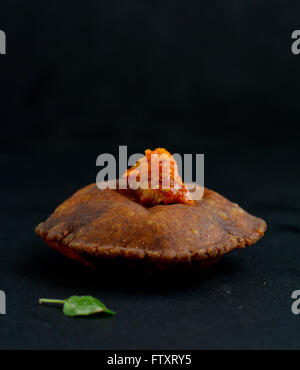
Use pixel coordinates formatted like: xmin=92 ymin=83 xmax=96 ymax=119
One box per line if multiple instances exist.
xmin=1 ymin=1 xmax=300 ymax=349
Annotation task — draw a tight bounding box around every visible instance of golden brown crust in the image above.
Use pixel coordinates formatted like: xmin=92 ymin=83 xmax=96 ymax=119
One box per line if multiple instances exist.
xmin=35 ymin=183 xmax=266 ymax=268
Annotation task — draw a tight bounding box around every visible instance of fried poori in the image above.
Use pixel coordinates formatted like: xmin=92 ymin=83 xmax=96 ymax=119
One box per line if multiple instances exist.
xmin=35 ymin=182 xmax=266 ymax=270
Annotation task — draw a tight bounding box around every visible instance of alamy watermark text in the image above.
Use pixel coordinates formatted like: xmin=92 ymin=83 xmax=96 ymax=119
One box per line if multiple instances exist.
xmin=0 ymin=290 xmax=6 ymax=314
xmin=0 ymin=30 xmax=6 ymax=54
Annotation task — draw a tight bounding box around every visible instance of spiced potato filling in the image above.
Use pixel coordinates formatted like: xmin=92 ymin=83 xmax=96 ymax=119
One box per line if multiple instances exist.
xmin=123 ymin=148 xmax=194 ymax=206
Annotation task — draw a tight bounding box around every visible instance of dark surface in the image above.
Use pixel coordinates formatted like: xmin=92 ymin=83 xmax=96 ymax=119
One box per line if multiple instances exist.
xmin=1 ymin=1 xmax=300 ymax=349
xmin=1 ymin=135 xmax=299 ymax=350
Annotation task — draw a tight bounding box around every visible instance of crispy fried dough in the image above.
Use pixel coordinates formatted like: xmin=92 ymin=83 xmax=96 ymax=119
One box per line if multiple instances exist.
xmin=35 ymin=183 xmax=266 ymax=270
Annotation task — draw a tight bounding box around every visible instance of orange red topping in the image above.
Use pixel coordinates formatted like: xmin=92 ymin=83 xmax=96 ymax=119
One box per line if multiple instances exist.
xmin=123 ymin=148 xmax=194 ymax=205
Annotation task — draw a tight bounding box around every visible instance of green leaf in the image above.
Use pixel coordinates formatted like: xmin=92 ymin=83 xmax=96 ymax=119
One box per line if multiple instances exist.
xmin=39 ymin=296 xmax=115 ymax=317
xmin=63 ymin=296 xmax=115 ymax=316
